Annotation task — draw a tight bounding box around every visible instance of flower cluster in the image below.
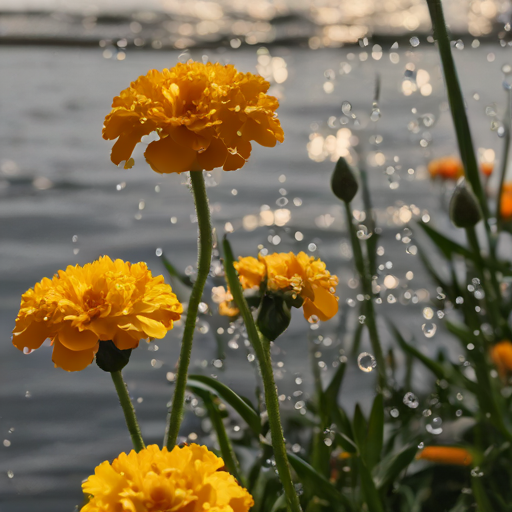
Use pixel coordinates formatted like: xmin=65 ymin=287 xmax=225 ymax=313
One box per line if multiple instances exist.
xmin=220 ymin=251 xmax=339 ymax=322
xmin=103 ymin=61 xmax=284 ymax=174
xmin=81 ymin=444 xmax=254 ymax=512
xmin=12 ymin=256 xmax=182 ymax=371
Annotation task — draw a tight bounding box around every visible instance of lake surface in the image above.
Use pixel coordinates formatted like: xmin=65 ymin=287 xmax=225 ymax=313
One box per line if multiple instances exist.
xmin=1 ymin=43 xmax=511 ymax=510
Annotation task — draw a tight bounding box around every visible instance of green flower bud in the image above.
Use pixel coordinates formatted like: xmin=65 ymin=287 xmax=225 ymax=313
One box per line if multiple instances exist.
xmin=449 ymin=179 xmax=481 ymax=228
xmin=96 ymin=340 xmax=132 ymax=373
xmin=257 ymin=295 xmax=292 ymax=342
xmin=331 ymin=157 xmax=359 ymax=203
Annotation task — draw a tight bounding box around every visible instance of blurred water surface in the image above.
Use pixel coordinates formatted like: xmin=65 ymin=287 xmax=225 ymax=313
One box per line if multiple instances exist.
xmin=1 ymin=43 xmax=512 ymax=510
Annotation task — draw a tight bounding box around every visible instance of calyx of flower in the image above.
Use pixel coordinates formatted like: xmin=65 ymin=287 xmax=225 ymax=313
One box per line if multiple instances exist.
xmin=96 ymin=340 xmax=132 ymax=373
xmin=257 ymin=295 xmax=292 ymax=341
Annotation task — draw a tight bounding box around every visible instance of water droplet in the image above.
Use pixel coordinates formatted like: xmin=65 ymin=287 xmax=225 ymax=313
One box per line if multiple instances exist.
xmin=198 ymin=302 xmax=209 ymax=314
xmin=387 ymin=294 xmax=397 ymax=304
xmin=7 ymin=470 xmax=14 ymax=479
xmin=308 ymin=315 xmax=320 ymax=324
xmin=471 ymin=467 xmax=484 ymax=477
xmin=25 ymin=391 xmax=31 ymax=398
xmin=403 ymin=392 xmax=419 ymax=408
xmin=308 ymin=243 xmax=317 ymax=252
xmin=155 ymin=248 xmax=163 ymax=257
xmin=357 ymin=352 xmax=376 ymax=373
xmin=423 ymin=307 xmax=434 ymax=320
xmin=422 ymin=322 xmax=437 ymax=338
xmin=358 ymin=315 xmax=366 ymax=324
xmin=390 ymin=408 xmax=399 ymax=418
xmin=3 ymin=440 xmax=11 ymax=447
xmin=341 ymin=101 xmax=352 ymax=114
xmin=276 ymin=196 xmax=288 ymax=207
xmin=418 ymin=441 xmax=424 ymax=449
xmin=410 ymin=36 xmax=420 ymax=47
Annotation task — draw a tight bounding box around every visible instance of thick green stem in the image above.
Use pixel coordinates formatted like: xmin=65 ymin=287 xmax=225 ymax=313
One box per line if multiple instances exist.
xmin=223 ymin=238 xmax=303 ymax=512
xmin=344 ymin=202 xmax=386 ymax=389
xmin=165 ymin=170 xmax=212 ymax=449
xmin=426 ymin=0 xmax=495 ymax=257
xmin=111 ymin=370 xmax=145 ymax=452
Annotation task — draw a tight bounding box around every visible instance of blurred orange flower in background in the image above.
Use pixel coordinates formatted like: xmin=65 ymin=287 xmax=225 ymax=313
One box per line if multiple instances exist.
xmin=500 ymin=184 xmax=512 ymax=220
xmin=417 ymin=446 xmax=473 ymax=466
xmin=81 ymin=444 xmax=253 ymax=512
xmin=103 ymin=61 xmax=284 ymax=174
xmin=12 ymin=256 xmax=182 ymax=371
xmin=491 ymin=340 xmax=512 ymax=377
xmin=428 ymin=156 xmax=494 ymax=180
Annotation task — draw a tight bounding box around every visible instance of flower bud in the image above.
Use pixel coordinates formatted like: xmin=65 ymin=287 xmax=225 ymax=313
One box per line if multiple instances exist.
xmin=257 ymin=295 xmax=292 ymax=342
xmin=449 ymin=179 xmax=481 ymax=228
xmin=96 ymin=340 xmax=132 ymax=373
xmin=331 ymin=157 xmax=359 ymax=203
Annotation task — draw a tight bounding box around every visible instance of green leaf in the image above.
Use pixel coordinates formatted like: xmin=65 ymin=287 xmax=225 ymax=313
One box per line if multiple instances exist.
xmin=332 ymin=406 xmax=355 ymax=444
xmin=161 ymin=253 xmax=194 ymax=287
xmin=350 ymin=321 xmax=365 ymax=356
xmin=375 ymin=444 xmax=418 ymax=492
xmin=471 ymin=477 xmax=495 ymax=512
xmin=190 ymin=387 xmax=244 ymax=485
xmin=269 ymin=494 xmax=288 ymax=512
xmin=388 ymin=321 xmax=447 ymax=380
xmin=187 ymin=375 xmax=260 ymax=435
xmin=418 ymin=222 xmax=473 ymax=261
xmin=352 ymin=404 xmax=367 ymax=454
xmin=359 ymin=458 xmax=384 ymax=512
xmin=323 ymin=362 xmax=347 ymax=412
xmin=365 ymin=394 xmax=384 ymax=471
xmin=287 ymin=453 xmax=352 ymax=512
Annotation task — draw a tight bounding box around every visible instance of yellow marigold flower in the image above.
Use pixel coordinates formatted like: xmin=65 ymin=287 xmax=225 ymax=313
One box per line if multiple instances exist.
xmin=234 ymin=256 xmax=266 ymax=290
xmin=261 ymin=251 xmax=339 ymax=322
xmin=417 ymin=446 xmax=473 ymax=466
xmin=491 ymin=340 xmax=512 ymax=377
xmin=103 ymin=61 xmax=284 ymax=174
xmin=12 ymin=256 xmax=182 ymax=372
xmin=81 ymin=444 xmax=254 ymax=512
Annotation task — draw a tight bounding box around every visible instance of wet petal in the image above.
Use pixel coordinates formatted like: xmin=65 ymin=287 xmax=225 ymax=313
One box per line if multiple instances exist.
xmin=144 ymin=136 xmax=197 ymax=174
xmin=52 ymin=339 xmax=96 ymax=372
xmin=242 ymin=117 xmax=278 ymax=147
xmin=59 ymin=325 xmax=99 ymax=351
xmin=303 ymin=287 xmax=338 ymax=322
xmin=12 ymin=322 xmax=50 ymax=351
xmin=197 ymin=137 xmax=228 ymax=170
xmin=136 ymin=315 xmax=167 ymax=338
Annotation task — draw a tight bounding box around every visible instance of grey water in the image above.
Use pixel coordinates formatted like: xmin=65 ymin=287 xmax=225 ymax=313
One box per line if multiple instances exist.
xmin=1 ymin=43 xmax=511 ymax=510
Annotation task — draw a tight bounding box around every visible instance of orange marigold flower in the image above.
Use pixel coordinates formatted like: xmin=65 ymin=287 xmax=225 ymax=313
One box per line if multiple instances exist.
xmin=81 ymin=444 xmax=253 ymax=512
xmin=261 ymin=251 xmax=339 ymax=321
xmin=417 ymin=446 xmax=473 ymax=466
xmin=12 ymin=256 xmax=182 ymax=372
xmin=491 ymin=340 xmax=512 ymax=377
xmin=500 ymin=183 xmax=512 ymax=220
xmin=428 ymin=156 xmax=464 ymax=181
xmin=103 ymin=61 xmax=284 ymax=174
xmin=234 ymin=256 xmax=266 ymax=290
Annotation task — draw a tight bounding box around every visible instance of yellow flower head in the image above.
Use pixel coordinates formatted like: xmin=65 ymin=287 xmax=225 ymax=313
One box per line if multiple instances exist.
xmin=260 ymin=251 xmax=339 ymax=322
xmin=234 ymin=256 xmax=266 ymax=290
xmin=491 ymin=340 xmax=512 ymax=377
xmin=417 ymin=446 xmax=473 ymax=466
xmin=12 ymin=256 xmax=183 ymax=372
xmin=81 ymin=444 xmax=254 ymax=512
xmin=103 ymin=61 xmax=284 ymax=174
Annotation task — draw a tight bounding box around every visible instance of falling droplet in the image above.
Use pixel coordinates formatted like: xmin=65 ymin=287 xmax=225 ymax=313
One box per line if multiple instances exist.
xmin=403 ymin=392 xmax=419 ymax=408
xmin=422 ymin=322 xmax=437 ymax=338
xmin=357 ymin=352 xmax=376 ymax=373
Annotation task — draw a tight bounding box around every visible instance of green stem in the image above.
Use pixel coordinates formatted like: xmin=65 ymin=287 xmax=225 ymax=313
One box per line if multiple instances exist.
xmin=426 ymin=0 xmax=495 ymax=256
xmin=344 ymin=202 xmax=386 ymax=389
xmin=496 ymin=87 xmax=512 ymax=234
xmin=111 ymin=370 xmax=145 ymax=452
xmin=165 ymin=170 xmax=212 ymax=449
xmin=223 ymin=237 xmax=303 ymax=512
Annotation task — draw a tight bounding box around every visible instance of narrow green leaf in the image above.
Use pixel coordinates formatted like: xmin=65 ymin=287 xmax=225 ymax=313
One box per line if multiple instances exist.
xmin=359 ymin=458 xmax=384 ymax=512
xmin=187 ymin=375 xmax=260 ymax=435
xmin=375 ymin=444 xmax=418 ymax=492
xmin=334 ymin=432 xmax=358 ymax=454
xmin=365 ymin=394 xmax=384 ymax=471
xmin=323 ymin=362 xmax=347 ymax=411
xmin=190 ymin=387 xmax=244 ymax=484
xmin=352 ymin=405 xmax=367 ymax=455
xmin=269 ymin=494 xmax=288 ymax=512
xmin=471 ymin=477 xmax=495 ymax=512
xmin=287 ymin=453 xmax=352 ymax=512
xmin=350 ymin=321 xmax=365 ymax=357
xmin=388 ymin=321 xmax=446 ymax=380
xmin=161 ymin=253 xmax=194 ymax=287
xmin=418 ymin=222 xmax=473 ymax=261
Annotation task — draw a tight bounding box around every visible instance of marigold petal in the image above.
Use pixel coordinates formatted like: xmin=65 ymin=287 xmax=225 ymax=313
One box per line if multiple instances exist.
xmin=223 ymin=151 xmax=246 ymax=171
xmin=170 ymin=125 xmax=211 ymax=151
xmin=113 ymin=329 xmax=140 ymax=350
xmin=243 ymin=117 xmax=279 ymax=147
xmin=308 ymin=285 xmax=338 ymax=321
xmin=59 ymin=325 xmax=99 ymax=351
xmin=12 ymin=321 xmax=51 ymax=351
xmin=52 ymin=339 xmax=96 ymax=372
xmin=136 ymin=315 xmax=168 ymax=339
xmin=110 ymin=126 xmax=148 ymax=166
xmin=144 ymin=136 xmax=197 ymax=174
xmin=196 ymin=137 xmax=228 ymax=170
